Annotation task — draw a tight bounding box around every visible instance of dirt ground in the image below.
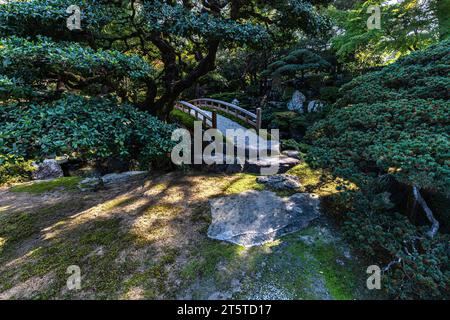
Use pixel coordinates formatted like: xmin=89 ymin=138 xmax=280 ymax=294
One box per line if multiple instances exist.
xmin=0 ymin=170 xmax=382 ymax=300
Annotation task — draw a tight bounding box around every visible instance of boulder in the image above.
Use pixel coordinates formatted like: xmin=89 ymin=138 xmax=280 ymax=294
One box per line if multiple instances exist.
xmin=256 ymin=174 xmax=301 ymax=190
xmin=246 ymin=155 xmax=300 ymax=174
xmin=101 ymin=171 xmax=147 ymax=185
xmin=282 ymin=150 xmax=301 ymax=160
xmin=307 ymin=100 xmax=324 ymax=113
xmin=78 ymin=177 xmax=104 ymax=192
xmin=31 ymin=159 xmax=64 ymax=180
xmin=287 ymin=90 xmax=306 ymax=112
xmin=208 ymin=190 xmax=320 ymax=247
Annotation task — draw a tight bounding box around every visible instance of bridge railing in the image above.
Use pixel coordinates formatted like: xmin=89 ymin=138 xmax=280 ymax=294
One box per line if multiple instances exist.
xmin=174 ymin=101 xmax=217 ymax=129
xmin=190 ymin=98 xmax=262 ymax=130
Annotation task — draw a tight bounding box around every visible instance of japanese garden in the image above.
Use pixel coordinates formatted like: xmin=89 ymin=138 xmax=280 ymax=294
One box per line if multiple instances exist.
xmin=0 ymin=0 xmax=448 ymax=301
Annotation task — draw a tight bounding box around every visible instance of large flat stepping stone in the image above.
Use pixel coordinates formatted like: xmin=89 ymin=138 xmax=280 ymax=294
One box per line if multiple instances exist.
xmin=245 ymin=155 xmax=301 ymax=174
xmin=208 ymin=190 xmax=320 ymax=247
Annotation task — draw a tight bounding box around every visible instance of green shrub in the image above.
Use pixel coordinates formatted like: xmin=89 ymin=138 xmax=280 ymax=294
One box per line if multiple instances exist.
xmin=169 ymin=109 xmax=196 ymax=130
xmin=307 ymin=99 xmax=450 ymax=193
xmin=336 ymin=40 xmax=450 ymax=107
xmin=207 ymin=92 xmax=252 ymax=110
xmin=0 ymin=95 xmax=176 ymax=167
xmin=340 ymin=190 xmax=449 ymax=300
xmin=307 ymin=40 xmax=450 ymax=299
xmin=0 ymin=155 xmax=35 ymax=185
xmin=319 ymin=86 xmax=340 ymax=103
xmin=281 ymin=139 xmax=309 ymax=153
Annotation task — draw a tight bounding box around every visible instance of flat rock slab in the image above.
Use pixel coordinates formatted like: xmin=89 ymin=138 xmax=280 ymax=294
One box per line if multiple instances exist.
xmin=246 ymin=156 xmax=301 ymax=174
xmin=257 ymin=174 xmax=301 ymax=190
xmin=208 ymin=190 xmax=320 ymax=247
xmin=102 ymin=171 xmax=147 ymax=185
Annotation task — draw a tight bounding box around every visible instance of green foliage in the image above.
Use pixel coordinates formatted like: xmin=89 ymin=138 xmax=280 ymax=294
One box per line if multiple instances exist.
xmin=10 ymin=177 xmax=83 ymax=194
xmin=340 ymin=190 xmax=449 ymax=299
xmin=0 ymin=95 xmax=176 ymax=166
xmin=308 ymin=99 xmax=450 ymax=192
xmin=0 ymin=155 xmax=35 ymax=185
xmin=141 ymin=1 xmax=268 ymax=45
xmin=0 ymin=0 xmax=113 ymax=36
xmin=337 ymin=39 xmax=450 ymax=105
xmin=0 ymin=0 xmax=331 ymax=117
xmin=208 ymin=92 xmax=252 ymax=110
xmin=281 ymin=139 xmax=309 ymax=153
xmin=169 ymin=109 xmax=196 ymax=130
xmin=262 ymin=49 xmax=331 ymax=78
xmin=319 ymin=86 xmax=340 ymax=103
xmin=329 ymin=0 xmax=440 ymax=69
xmin=0 ymin=36 xmax=154 ymax=102
xmin=308 ymin=41 xmax=450 ymax=193
xmin=268 ymin=111 xmax=326 ymax=138
xmin=307 ymin=39 xmax=450 ymax=299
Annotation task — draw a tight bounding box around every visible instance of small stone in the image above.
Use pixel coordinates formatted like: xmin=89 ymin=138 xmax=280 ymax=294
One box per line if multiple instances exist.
xmin=298 ymin=235 xmax=315 ymax=245
xmin=287 ymin=90 xmax=306 ymax=112
xmin=336 ymin=259 xmax=345 ymax=266
xmin=282 ymin=150 xmax=301 ymax=159
xmin=101 ymin=171 xmax=147 ymax=185
xmin=231 ymin=279 xmax=241 ymax=292
xmin=78 ymin=177 xmax=103 ymax=192
xmin=257 ymin=174 xmax=301 ymax=190
xmin=307 ymin=100 xmax=325 ymax=113
xmin=31 ymin=159 xmax=64 ymax=180
xmin=343 ymin=248 xmax=352 ymax=260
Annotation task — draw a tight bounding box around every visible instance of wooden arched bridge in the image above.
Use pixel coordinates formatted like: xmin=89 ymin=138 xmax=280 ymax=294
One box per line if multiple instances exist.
xmin=174 ymin=98 xmax=262 ymax=132
xmin=174 ymin=98 xmax=302 ymax=173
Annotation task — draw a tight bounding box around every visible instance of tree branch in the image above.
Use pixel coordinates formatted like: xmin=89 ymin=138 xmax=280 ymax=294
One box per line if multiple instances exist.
xmin=412 ymin=185 xmax=439 ymax=238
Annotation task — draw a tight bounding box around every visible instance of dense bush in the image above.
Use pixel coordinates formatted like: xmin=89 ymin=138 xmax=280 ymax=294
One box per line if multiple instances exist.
xmin=0 ymin=155 xmax=35 ymax=185
xmin=337 ymin=189 xmax=449 ymax=299
xmin=308 ymin=99 xmax=449 ymax=192
xmin=0 ymin=36 xmax=155 ymax=102
xmin=0 ymin=95 xmax=176 ymax=167
xmin=307 ymin=40 xmax=450 ymax=299
xmin=336 ymin=40 xmax=450 ymax=106
xmin=308 ymin=40 xmax=450 ymax=193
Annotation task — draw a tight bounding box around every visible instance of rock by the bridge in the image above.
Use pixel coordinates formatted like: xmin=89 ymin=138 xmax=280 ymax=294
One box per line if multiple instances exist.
xmin=307 ymin=100 xmax=324 ymax=113
xmin=246 ymin=155 xmax=301 ymax=174
xmin=78 ymin=177 xmax=104 ymax=192
xmin=257 ymin=174 xmax=301 ymax=190
xmin=78 ymin=171 xmax=147 ymax=191
xmin=208 ymin=190 xmax=320 ymax=247
xmin=101 ymin=171 xmax=148 ymax=185
xmin=282 ymin=150 xmax=301 ymax=160
xmin=287 ymin=91 xmax=306 ymax=113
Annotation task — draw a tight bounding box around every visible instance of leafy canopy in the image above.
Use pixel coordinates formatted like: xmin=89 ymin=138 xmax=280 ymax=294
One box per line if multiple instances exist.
xmin=330 ymin=0 xmax=440 ymax=69
xmin=262 ymin=48 xmax=331 ymax=77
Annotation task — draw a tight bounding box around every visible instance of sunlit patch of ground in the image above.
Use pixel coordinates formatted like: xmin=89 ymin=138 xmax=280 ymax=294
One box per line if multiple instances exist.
xmin=0 ymin=168 xmax=382 ymax=300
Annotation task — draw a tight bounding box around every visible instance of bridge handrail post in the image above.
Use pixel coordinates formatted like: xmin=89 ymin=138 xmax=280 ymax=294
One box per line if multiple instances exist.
xmin=256 ymin=108 xmax=262 ymax=133
xmin=212 ymin=111 xmax=217 ymax=129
